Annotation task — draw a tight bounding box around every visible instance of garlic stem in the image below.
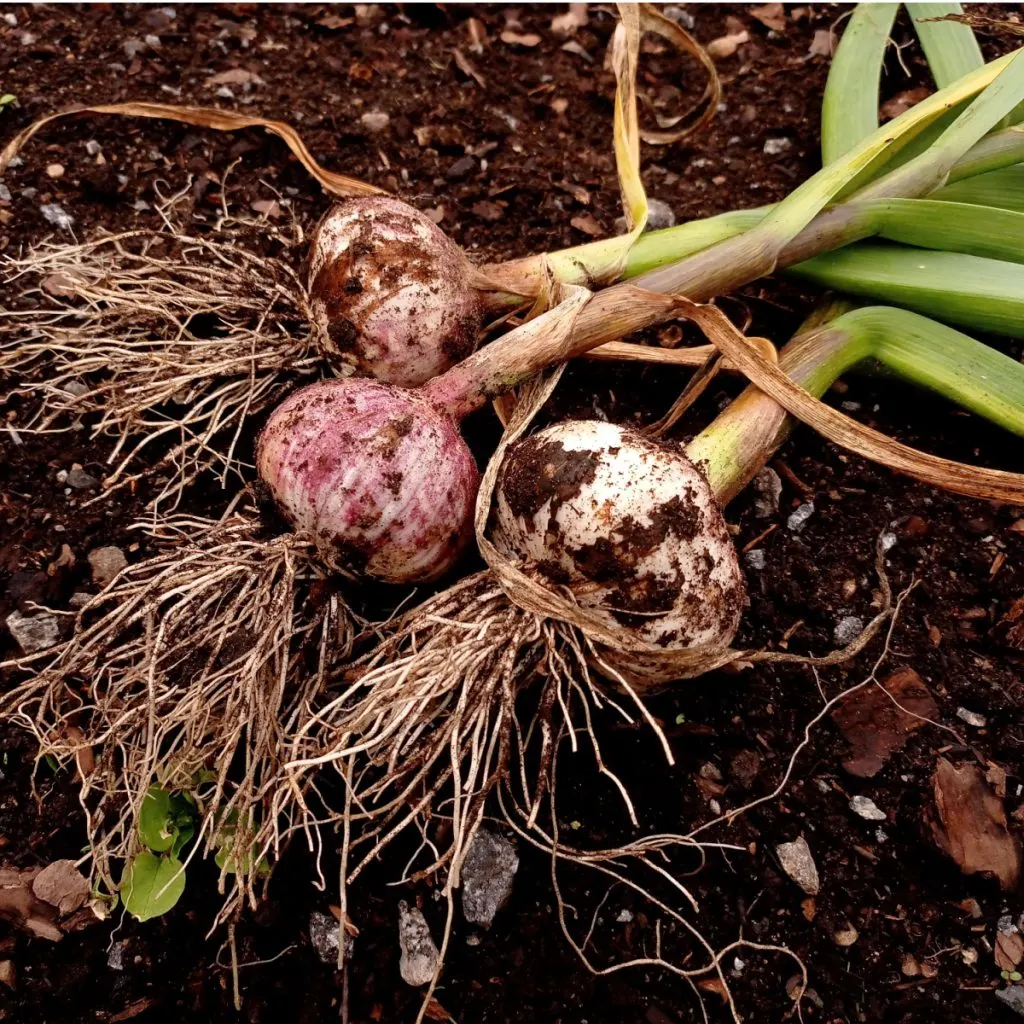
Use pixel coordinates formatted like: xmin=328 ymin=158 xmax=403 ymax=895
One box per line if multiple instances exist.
xmin=686 ymin=306 xmax=1024 ymax=504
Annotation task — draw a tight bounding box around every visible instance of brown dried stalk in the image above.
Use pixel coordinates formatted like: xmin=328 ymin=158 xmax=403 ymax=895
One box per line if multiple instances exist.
xmin=1 ymin=512 xmax=353 ymax=926
xmin=1 ymin=220 xmax=318 ymax=509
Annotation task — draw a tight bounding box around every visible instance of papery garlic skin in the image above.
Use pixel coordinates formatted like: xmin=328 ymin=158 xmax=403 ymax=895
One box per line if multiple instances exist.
xmin=493 ymin=419 xmax=745 ymax=653
xmin=258 ymin=379 xmax=478 ymax=584
xmin=308 ymin=197 xmax=484 ymax=388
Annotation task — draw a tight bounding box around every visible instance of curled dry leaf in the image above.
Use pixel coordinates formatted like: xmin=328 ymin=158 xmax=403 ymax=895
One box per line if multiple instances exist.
xmin=931 ymin=758 xmax=1021 ymax=890
xmin=831 ymin=668 xmax=938 ymax=778
xmin=0 ymin=102 xmax=383 ymax=198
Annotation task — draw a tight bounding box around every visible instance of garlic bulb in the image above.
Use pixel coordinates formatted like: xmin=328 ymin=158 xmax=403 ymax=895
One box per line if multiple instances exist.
xmin=257 ymin=379 xmax=478 ymax=584
xmin=493 ymin=420 xmax=745 ymax=656
xmin=308 ymin=197 xmax=484 ymax=388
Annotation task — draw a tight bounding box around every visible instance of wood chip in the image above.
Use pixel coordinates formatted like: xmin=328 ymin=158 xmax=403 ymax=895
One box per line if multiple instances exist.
xmin=558 ymin=180 xmax=590 ymax=205
xmin=570 ymin=213 xmax=603 ymax=237
xmin=930 ymin=758 xmax=1022 ymax=890
xmin=809 ymin=29 xmax=834 ymax=57
xmin=996 ymin=596 xmax=1024 ymax=648
xmin=317 ymin=14 xmax=353 ymax=30
xmin=996 ymin=931 xmax=1024 ymax=972
xmin=31 ymin=860 xmax=89 ymax=916
xmin=205 ymin=67 xmax=265 ymax=87
xmin=831 ymin=668 xmax=938 ymax=777
xmin=750 ymin=3 xmax=786 ymax=32
xmin=453 ymin=47 xmax=486 ymax=87
xmin=466 ymin=17 xmax=487 ymax=53
xmin=707 ymin=30 xmax=749 ymax=60
xmin=552 ymin=4 xmax=589 ymax=36
xmin=880 ymin=87 xmax=931 ymax=120
xmin=500 ymin=30 xmax=541 ymax=48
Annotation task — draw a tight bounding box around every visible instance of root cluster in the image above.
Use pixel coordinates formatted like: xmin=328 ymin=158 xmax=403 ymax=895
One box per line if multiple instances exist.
xmin=1 ymin=221 xmax=317 ymax=508
xmin=1 ymin=512 xmax=353 ymax=924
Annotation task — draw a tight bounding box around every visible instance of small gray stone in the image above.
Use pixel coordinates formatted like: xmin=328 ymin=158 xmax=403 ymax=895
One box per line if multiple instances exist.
xmin=462 ymin=828 xmax=518 ymax=929
xmin=787 ymin=502 xmax=815 ymax=532
xmin=663 ymin=5 xmax=695 ymax=29
xmin=20 ymin=31 xmax=36 ymax=46
xmin=122 ymin=37 xmax=147 ymax=58
xmin=85 ymin=140 xmax=102 ymax=156
xmin=40 ymin=204 xmax=74 ymax=230
xmin=107 ymin=941 xmax=126 ymax=971
xmin=143 ymin=33 xmax=161 ymax=47
xmin=956 ymin=706 xmax=986 ymax=728
xmin=6 ymin=610 xmax=60 ymax=654
xmin=833 ymin=615 xmax=864 ymax=645
xmin=776 ymin=836 xmax=820 ymax=895
xmin=88 ymin=546 xmax=127 ymax=586
xmin=308 ymin=910 xmax=354 ymax=965
xmin=0 ymin=183 xmax=10 ymax=202
xmin=645 ymin=198 xmax=676 ymax=230
xmin=996 ymin=986 xmax=1024 ymax=1018
xmin=850 ymin=795 xmax=886 ymax=821
xmin=3 ymin=12 xmax=17 ymax=26
xmin=216 ymin=86 xmax=235 ymax=100
xmin=616 ymin=909 xmax=633 ymax=923
xmin=763 ymin=137 xmax=792 ymax=156
xmin=62 ymin=380 xmax=90 ymax=397
xmin=446 ymin=156 xmax=476 ymax=181
xmin=744 ymin=549 xmax=766 ymax=570
xmin=66 ymin=468 xmax=100 ymax=491
xmin=398 ymin=901 xmax=439 ymax=987
xmin=753 ymin=466 xmax=782 ymax=517
xmin=69 ymin=592 xmax=93 ymax=610
xmin=360 ymin=110 xmax=390 ymax=133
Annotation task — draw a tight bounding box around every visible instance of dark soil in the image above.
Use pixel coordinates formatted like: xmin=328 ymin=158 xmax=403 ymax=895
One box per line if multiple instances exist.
xmin=2 ymin=4 xmax=1023 ymax=1023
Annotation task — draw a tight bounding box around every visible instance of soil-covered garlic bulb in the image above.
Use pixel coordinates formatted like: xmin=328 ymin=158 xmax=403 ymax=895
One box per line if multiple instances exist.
xmin=308 ymin=197 xmax=484 ymax=388
xmin=257 ymin=379 xmax=478 ymax=584
xmin=493 ymin=420 xmax=745 ymax=654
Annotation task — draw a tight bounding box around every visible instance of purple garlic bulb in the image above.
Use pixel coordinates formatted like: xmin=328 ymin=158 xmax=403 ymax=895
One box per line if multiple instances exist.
xmin=257 ymin=378 xmax=479 ymax=584
xmin=308 ymin=197 xmax=485 ymax=388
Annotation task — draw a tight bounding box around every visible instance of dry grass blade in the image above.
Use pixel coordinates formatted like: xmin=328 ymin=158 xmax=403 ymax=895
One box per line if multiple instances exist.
xmin=637 ymin=4 xmax=721 ymax=145
xmin=0 ymin=512 xmax=354 ymax=926
xmin=0 ymin=102 xmax=384 ymax=197
xmin=1 ymin=222 xmax=318 ymax=508
xmin=679 ymin=297 xmax=1024 ymax=503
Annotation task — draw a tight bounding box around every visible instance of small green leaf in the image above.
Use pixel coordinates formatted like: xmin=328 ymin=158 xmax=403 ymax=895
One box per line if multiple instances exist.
xmin=0 ymin=94 xmax=16 ymax=108
xmin=43 ymin=754 xmax=60 ymax=774
xmin=675 ymin=713 xmax=686 ymax=725
xmin=121 ymin=852 xmax=186 ymax=922
xmin=170 ymin=820 xmax=194 ymax=859
xmin=138 ymin=787 xmax=174 ymax=852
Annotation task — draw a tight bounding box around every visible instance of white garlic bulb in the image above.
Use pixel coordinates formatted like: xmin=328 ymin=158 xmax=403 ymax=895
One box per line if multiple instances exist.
xmin=493 ymin=420 xmax=745 ymax=667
